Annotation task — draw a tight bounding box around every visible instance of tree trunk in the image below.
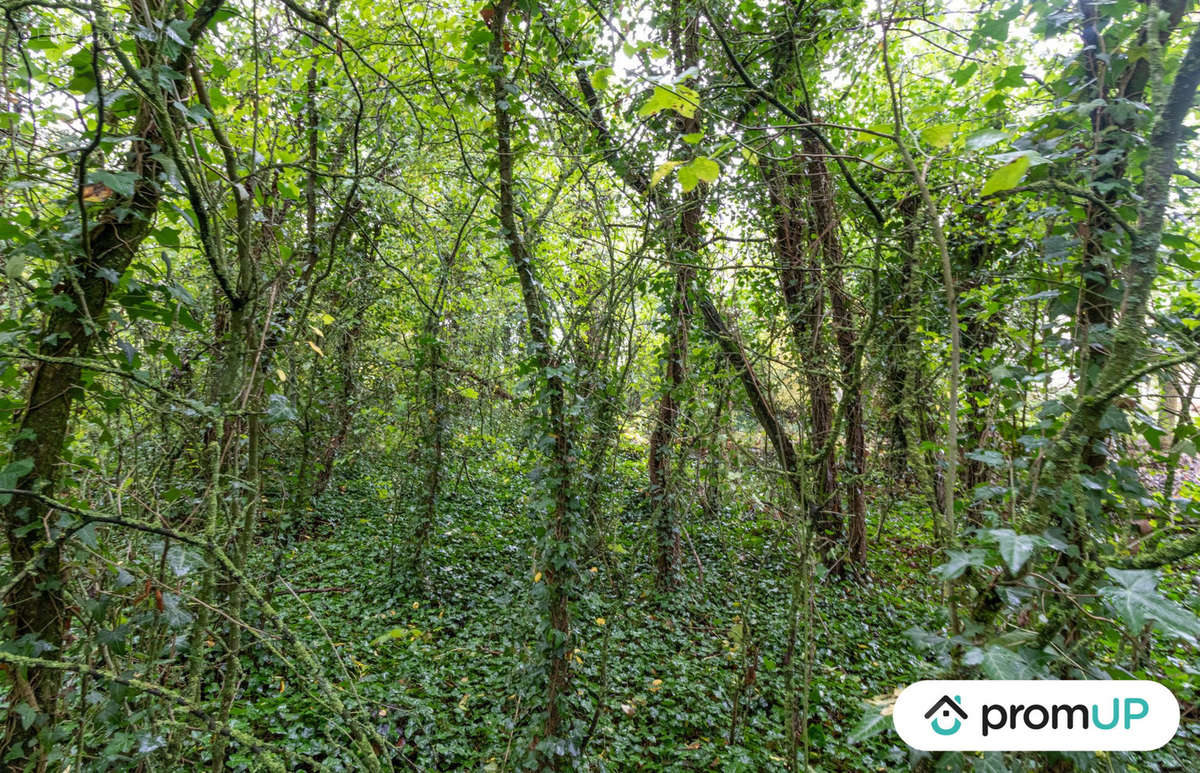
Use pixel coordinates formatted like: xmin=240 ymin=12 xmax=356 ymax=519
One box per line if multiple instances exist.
xmin=487 ymin=2 xmax=575 ymax=758
xmin=1 ymin=2 xmax=223 ymax=760
xmin=765 ymin=162 xmax=843 ymax=548
xmin=801 ymin=136 xmax=867 ymax=566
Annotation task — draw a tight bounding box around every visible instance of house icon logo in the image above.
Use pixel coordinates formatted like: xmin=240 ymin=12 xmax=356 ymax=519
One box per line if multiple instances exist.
xmin=925 ymin=694 xmax=967 ymax=735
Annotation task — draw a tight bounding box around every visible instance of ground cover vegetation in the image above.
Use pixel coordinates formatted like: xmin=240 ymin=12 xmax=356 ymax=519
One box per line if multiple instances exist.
xmin=1 ymin=0 xmax=1199 ymax=770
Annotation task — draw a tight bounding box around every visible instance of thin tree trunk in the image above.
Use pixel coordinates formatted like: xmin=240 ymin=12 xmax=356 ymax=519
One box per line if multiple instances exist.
xmin=487 ymin=2 xmax=575 ymax=757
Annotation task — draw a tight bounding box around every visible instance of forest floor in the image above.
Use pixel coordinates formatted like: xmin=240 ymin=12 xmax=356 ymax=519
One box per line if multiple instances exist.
xmin=229 ymin=464 xmax=1199 ymax=772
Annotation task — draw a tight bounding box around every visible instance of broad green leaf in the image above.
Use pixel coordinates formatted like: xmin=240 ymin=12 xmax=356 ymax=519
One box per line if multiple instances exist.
xmin=966 ymin=449 xmax=1006 ymax=467
xmin=5 ymin=253 xmax=26 ymax=281
xmin=0 ymin=457 xmax=34 ymax=504
xmin=932 ymin=549 xmax=988 ymax=580
xmin=973 ymin=753 xmax=1011 ymax=773
xmin=638 ymin=85 xmax=699 ymax=119
xmin=91 ymin=169 xmax=139 ymax=198
xmin=847 ymin=704 xmax=893 ymax=744
xmin=966 ymin=129 xmax=1008 ymax=151
xmin=987 ymin=529 xmax=1040 ymax=574
xmin=920 ymin=124 xmax=955 ymax=148
xmin=678 ymin=164 xmax=699 ymax=192
xmin=980 ymin=155 xmax=1030 ymax=196
xmin=649 ymin=160 xmax=681 ymax=189
xmin=589 ymin=67 xmax=613 ymax=93
xmin=687 ymin=156 xmax=719 ymax=183
xmin=977 ymin=645 xmax=1033 ymax=679
xmin=681 ymin=132 xmax=704 ymax=144
xmin=1100 ymin=569 xmax=1200 ymax=644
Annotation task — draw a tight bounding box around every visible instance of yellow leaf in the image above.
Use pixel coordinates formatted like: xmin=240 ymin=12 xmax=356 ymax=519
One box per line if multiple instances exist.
xmin=320 ymin=313 xmax=335 ymax=325
xmin=279 ymin=678 xmax=285 ymax=694
xmin=309 ymin=324 xmax=324 ymax=338
xmin=458 ymin=693 xmax=470 ymax=710
xmin=412 ymin=601 xmax=419 ymax=610
xmin=307 ymin=340 xmax=325 ymax=356
xmin=275 ymin=368 xmax=287 ymax=382
xmin=595 ymin=617 xmax=606 ymax=626
xmin=533 ymin=571 xmax=542 ymax=583
xmin=650 ymin=160 xmax=682 ymax=189
xmin=650 ymin=678 xmax=663 ymax=691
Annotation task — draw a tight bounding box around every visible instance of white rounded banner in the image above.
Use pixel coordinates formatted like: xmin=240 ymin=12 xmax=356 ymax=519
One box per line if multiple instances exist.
xmin=893 ymin=680 xmax=1180 ymax=751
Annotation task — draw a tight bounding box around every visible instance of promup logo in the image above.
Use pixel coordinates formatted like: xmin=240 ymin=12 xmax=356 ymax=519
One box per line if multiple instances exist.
xmin=924 ymin=695 xmax=966 ymax=735
xmin=893 ymin=680 xmax=1179 ymax=751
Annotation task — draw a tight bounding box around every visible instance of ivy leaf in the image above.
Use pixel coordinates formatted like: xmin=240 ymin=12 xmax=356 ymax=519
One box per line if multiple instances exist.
xmin=965 ymin=449 xmax=1005 ymax=467
xmin=90 ymin=169 xmax=140 ymax=199
xmin=0 ymin=457 xmax=34 ymax=505
xmin=266 ymin=393 xmax=298 ymax=424
xmin=980 ymin=155 xmax=1031 ymax=196
xmin=649 ymin=160 xmax=681 ymax=189
xmin=986 ymin=529 xmax=1040 ymax=574
xmin=14 ymin=704 xmax=36 ymax=730
xmin=932 ymin=549 xmax=988 ymax=580
xmin=978 ymin=645 xmax=1033 ymax=679
xmin=920 ymin=124 xmax=955 ymax=148
xmin=1100 ymin=569 xmax=1200 ymax=644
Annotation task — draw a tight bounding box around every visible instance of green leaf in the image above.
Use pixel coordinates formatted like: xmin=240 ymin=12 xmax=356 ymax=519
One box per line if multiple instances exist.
xmin=847 ymin=704 xmax=892 ymax=744
xmin=951 ymin=62 xmax=978 ymax=86
xmin=966 ymin=129 xmax=1008 ymax=151
xmin=649 ymin=160 xmax=681 ymax=189
xmin=980 ymin=155 xmax=1031 ymax=196
xmin=965 ymin=449 xmax=1005 ymax=467
xmin=920 ymin=124 xmax=955 ymax=148
xmin=637 ymin=84 xmax=700 ymax=119
xmin=678 ymin=164 xmax=699 ymax=192
xmin=14 ymin=703 xmax=36 ymax=730
xmin=589 ymin=67 xmax=613 ymax=93
xmin=1100 ymin=569 xmax=1200 ymax=644
xmin=681 ymin=132 xmax=703 ymax=144
xmin=687 ymin=156 xmax=719 ymax=183
xmin=987 ymin=529 xmax=1040 ymax=574
xmin=90 ymin=169 xmax=140 ymax=199
xmin=6 ymin=253 xmax=26 ymax=281
xmin=977 ymin=645 xmax=1032 ymax=679
xmin=0 ymin=457 xmax=34 ymax=504
xmin=973 ymin=753 xmax=1011 ymax=773
xmin=932 ymin=549 xmax=988 ymax=580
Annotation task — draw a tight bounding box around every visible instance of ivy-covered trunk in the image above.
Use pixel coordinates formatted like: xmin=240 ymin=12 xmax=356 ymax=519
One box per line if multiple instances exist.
xmin=486 ymin=2 xmax=576 ymax=760
xmin=766 ymin=162 xmax=843 ymax=550
xmin=1 ymin=2 xmax=222 ymax=761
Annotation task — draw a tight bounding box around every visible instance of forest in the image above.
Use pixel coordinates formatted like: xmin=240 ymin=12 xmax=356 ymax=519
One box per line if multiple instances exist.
xmin=1 ymin=0 xmax=1199 ymax=770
